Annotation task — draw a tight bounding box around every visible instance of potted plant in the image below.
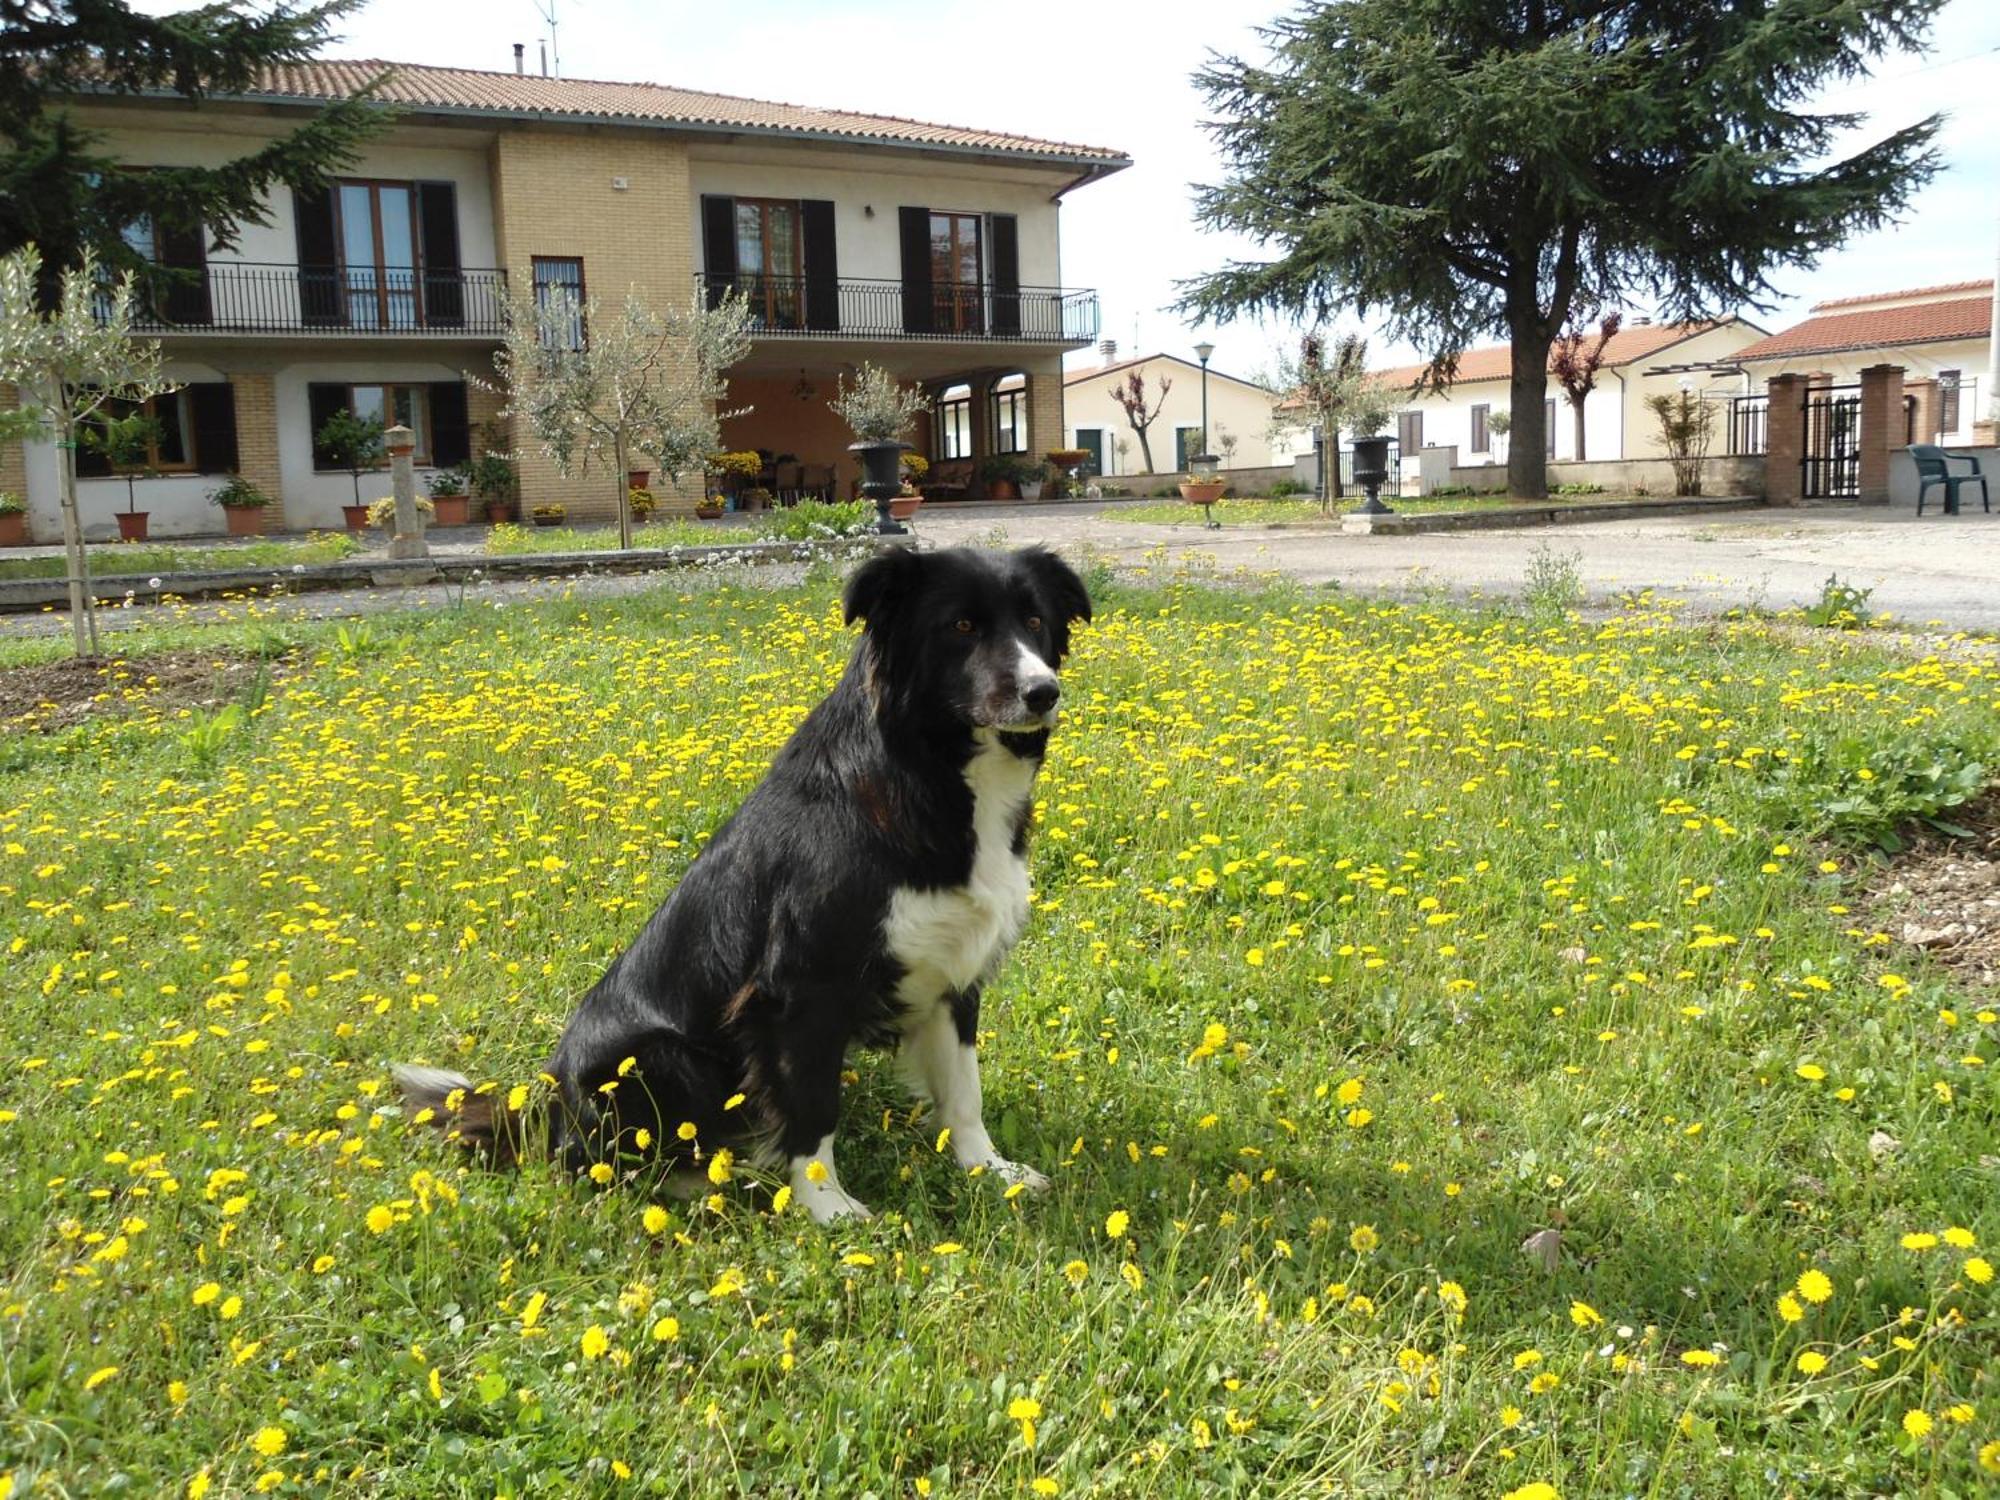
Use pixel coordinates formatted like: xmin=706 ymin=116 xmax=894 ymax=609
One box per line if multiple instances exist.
xmin=830 ymin=364 xmax=930 ymax=532
xmin=426 ymin=466 xmax=472 ymax=526
xmin=695 ymin=494 xmax=725 ymax=520
xmin=1045 ymin=448 xmax=1090 ymax=499
xmin=740 ymin=485 xmax=773 ymax=513
xmin=628 ymin=486 xmax=657 ymax=522
xmin=703 ymin=450 xmax=762 ymax=504
xmin=1178 ymin=471 xmax=1227 ymax=506
xmin=901 ymin=452 xmax=930 ymax=490
xmin=0 ymin=491 xmax=27 ymax=547
xmin=531 ymin=503 xmax=566 ymax=528
xmin=317 ymin=407 xmax=386 ymax=532
xmin=366 ymin=494 xmax=436 ymax=531
xmin=83 ymin=408 xmax=164 ymax=541
xmin=889 ymin=480 xmax=924 ymax=522
xmin=976 ymin=453 xmax=1038 ymax=500
xmin=627 ymin=465 xmax=651 ymax=491
xmin=209 ymin=476 xmax=274 ymax=536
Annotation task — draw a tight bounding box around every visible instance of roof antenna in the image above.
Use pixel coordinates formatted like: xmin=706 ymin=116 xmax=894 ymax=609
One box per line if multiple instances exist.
xmin=532 ymin=0 xmax=559 ymax=78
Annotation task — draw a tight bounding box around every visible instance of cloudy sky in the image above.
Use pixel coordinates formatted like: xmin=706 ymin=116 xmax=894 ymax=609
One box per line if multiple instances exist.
xmin=152 ymin=0 xmax=1999 ymax=380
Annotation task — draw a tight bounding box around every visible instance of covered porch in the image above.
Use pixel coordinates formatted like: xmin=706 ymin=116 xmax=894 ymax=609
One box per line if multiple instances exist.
xmin=716 ymin=341 xmax=1065 ymax=505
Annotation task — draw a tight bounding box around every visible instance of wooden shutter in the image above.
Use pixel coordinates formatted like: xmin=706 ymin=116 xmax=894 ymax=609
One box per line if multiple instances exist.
xmin=989 ymin=213 xmax=1020 ymax=337
xmin=899 ymin=207 xmax=934 ymax=334
xmin=1470 ymin=403 xmax=1488 ymax=453
xmin=801 ymin=199 xmax=838 ymax=332
xmin=415 ymin=181 xmax=462 ymax=327
xmin=293 ymin=186 xmax=343 ymax=326
xmin=188 ymin=383 xmax=238 ymax=473
xmin=155 ymin=217 xmax=211 ymax=326
xmin=429 ymin=382 xmax=470 ymax=468
xmin=700 ymin=195 xmax=736 ymax=308
xmin=1397 ymin=411 xmax=1423 ymax=453
xmin=308 ymin=383 xmax=349 ymax=468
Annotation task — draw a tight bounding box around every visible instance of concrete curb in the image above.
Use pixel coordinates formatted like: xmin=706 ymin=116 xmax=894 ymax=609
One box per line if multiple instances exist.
xmin=0 ymin=534 xmax=894 ymax=614
xmin=1337 ymin=494 xmax=1764 ymax=535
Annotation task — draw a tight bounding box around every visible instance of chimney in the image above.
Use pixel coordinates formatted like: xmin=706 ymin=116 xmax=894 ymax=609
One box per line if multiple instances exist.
xmin=1098 ymin=338 xmax=1118 ymax=367
xmin=539 ymin=41 xmax=549 ymax=77
xmin=512 ymin=43 xmax=525 ymax=75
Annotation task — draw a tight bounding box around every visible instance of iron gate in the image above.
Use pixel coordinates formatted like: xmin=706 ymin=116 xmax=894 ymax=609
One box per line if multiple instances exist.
xmin=1800 ymin=386 xmax=1861 ymax=499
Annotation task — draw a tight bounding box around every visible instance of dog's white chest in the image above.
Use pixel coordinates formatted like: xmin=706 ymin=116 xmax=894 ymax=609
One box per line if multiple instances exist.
xmin=884 ymin=738 xmax=1037 ymax=1002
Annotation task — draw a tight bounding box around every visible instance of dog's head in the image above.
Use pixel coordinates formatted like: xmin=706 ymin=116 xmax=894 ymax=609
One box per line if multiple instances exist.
xmin=843 ymin=546 xmax=1092 ymax=736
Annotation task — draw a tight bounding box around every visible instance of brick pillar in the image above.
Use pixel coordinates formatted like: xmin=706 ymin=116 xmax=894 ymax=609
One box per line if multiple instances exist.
xmin=968 ymin=374 xmax=993 ymax=498
xmin=1764 ymin=374 xmax=1806 ymax=506
xmin=1856 ymin=363 xmax=1904 ymax=505
xmin=1027 ymin=357 xmax=1064 ymax=476
xmin=0 ymin=381 xmax=28 ymax=505
xmin=1904 ymin=378 xmax=1940 ymax=445
xmin=230 ymin=374 xmax=285 ymax=528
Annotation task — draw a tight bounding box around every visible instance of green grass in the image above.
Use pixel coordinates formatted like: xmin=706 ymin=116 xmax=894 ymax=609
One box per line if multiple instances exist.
xmin=486 ymin=501 xmax=875 ymax=556
xmin=2 ymin=568 xmax=1997 ymax=1496
xmin=1119 ymin=495 xmax=1520 ymax=525
xmin=0 ymin=532 xmax=360 ymax=582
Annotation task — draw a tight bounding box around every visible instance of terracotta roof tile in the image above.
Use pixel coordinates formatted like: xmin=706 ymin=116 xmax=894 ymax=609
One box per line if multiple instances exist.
xmin=1369 ymin=320 xmax=1736 ymax=388
xmin=1734 ymin=296 xmax=1991 ymax=362
xmin=1811 ymin=280 xmax=1993 ymax=311
xmin=217 ymin=58 xmax=1128 ymax=165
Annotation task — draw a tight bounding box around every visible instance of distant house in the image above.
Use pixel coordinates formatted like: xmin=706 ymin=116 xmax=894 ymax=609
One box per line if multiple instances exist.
xmin=1358 ymin=318 xmax=1768 ymax=488
xmin=1733 ymin=281 xmax=1993 ymax=445
xmin=1064 ymin=352 xmax=1284 ymax=477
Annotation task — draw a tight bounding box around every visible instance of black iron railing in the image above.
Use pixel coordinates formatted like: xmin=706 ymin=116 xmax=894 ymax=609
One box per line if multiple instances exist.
xmin=695 ymin=272 xmax=1098 ymax=343
xmin=119 ymin=262 xmax=510 ymax=335
xmin=1800 ymin=385 xmax=1861 ymax=500
xmin=1728 ymin=394 xmax=1768 ymax=456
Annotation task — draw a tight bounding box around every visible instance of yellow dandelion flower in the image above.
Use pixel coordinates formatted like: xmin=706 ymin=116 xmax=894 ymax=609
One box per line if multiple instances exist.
xmin=248 ymin=1426 xmax=287 ymax=1458
xmin=1529 ymin=1371 xmax=1561 ymax=1394
xmin=83 ymin=1365 xmax=119 ymax=1391
xmin=188 ymin=1471 xmax=212 ymax=1500
xmin=650 ymin=1316 xmax=680 ymax=1342
xmin=588 ymin=1162 xmax=615 ymax=1186
xmin=1796 ymin=1350 xmax=1828 ymax=1374
xmin=1105 ymin=1209 xmax=1130 ymax=1239
xmin=842 ymin=1252 xmax=876 ymax=1268
xmin=1349 ymin=1223 xmax=1379 ymax=1254
xmin=1900 ymin=1231 xmax=1938 ymax=1251
xmin=771 ymin=1185 xmax=792 ymax=1215
xmin=1795 ymin=1269 xmax=1833 ymax=1304
xmin=1901 ymin=1408 xmax=1932 ymax=1439
xmin=365 ymin=1204 xmax=395 ymax=1234
xmin=1942 ymin=1226 xmax=1976 ymax=1249
xmin=1979 ymin=1439 xmax=2000 ymax=1473
xmin=191 ymin=1281 xmax=220 ymax=1307
xmin=1795 ymin=1063 xmax=1825 ymax=1082
xmin=706 ymin=1147 xmax=733 ymax=1186
xmin=932 ymin=1242 xmax=964 ymax=1256
xmin=1335 ymin=1077 xmax=1364 ymax=1106
xmin=1776 ymin=1294 xmax=1803 ymax=1323
xmin=1121 ymin=1262 xmax=1145 ymax=1292
xmin=580 ymin=1324 xmax=610 ymax=1360
xmin=642 ymin=1204 xmax=669 ymax=1235
xmin=311 ymin=1254 xmax=336 ymax=1274
xmin=1569 ymin=1300 xmax=1602 ymax=1328
xmin=1964 ymin=1256 xmax=1993 ymax=1284
xmin=1503 ymin=1484 xmax=1559 ymax=1500
xmin=1062 ymin=1259 xmax=1088 ymax=1286
xmin=519 ymin=1290 xmax=547 ymax=1332
xmin=1680 ymin=1349 xmax=1721 ymax=1367
xmin=1500 ymin=1405 xmax=1523 ymax=1428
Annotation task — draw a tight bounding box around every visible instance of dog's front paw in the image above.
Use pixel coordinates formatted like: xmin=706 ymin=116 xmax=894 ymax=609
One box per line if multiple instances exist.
xmin=982 ymin=1158 xmax=1051 ymax=1195
xmin=802 ymin=1187 xmax=874 ymax=1225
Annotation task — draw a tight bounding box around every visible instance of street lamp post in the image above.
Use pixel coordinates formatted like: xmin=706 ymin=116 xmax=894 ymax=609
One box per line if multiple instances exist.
xmin=1194 ymin=340 xmax=1215 ymax=462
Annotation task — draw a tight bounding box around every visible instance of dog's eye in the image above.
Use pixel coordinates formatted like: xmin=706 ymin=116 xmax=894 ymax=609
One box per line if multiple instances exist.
xmin=1025 ymin=615 xmax=1043 ymax=632
xmin=953 ymin=619 xmax=976 ymax=635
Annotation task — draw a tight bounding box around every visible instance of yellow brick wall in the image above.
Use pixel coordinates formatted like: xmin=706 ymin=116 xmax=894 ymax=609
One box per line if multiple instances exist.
xmin=490 ymin=130 xmax=698 ymax=520
xmin=228 ymin=373 xmax=284 ymax=525
xmin=1025 ymin=356 xmax=1065 ymax=471
xmin=0 ymin=381 xmax=28 ymax=506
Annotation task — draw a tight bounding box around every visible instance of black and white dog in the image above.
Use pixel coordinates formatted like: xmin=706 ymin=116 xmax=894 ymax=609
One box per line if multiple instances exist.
xmin=396 ymin=545 xmax=1091 ymax=1222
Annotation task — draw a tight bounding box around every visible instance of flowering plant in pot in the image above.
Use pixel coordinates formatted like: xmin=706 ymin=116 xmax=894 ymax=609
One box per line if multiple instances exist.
xmin=695 ymin=494 xmax=725 ymax=520
xmin=531 ymin=503 xmax=566 ymax=527
xmin=0 ymin=490 xmax=27 ymax=547
xmin=317 ymin=407 xmax=386 ymax=531
xmin=366 ymin=494 xmax=435 ymax=530
xmin=82 ymin=408 xmax=164 ymax=541
xmin=627 ymin=486 xmax=657 ymax=521
xmin=831 ymin=363 xmax=929 ymax=533
xmin=975 ymin=453 xmax=1040 ymax=500
xmin=426 ymin=466 xmax=472 ymax=526
xmin=889 ymin=479 xmax=924 ymax=522
xmin=209 ymin=476 xmax=274 ymax=535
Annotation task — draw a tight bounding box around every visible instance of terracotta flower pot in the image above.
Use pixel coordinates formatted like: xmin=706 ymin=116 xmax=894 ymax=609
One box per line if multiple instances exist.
xmin=0 ymin=511 xmax=27 ymax=547
xmin=432 ymin=494 xmax=471 ymax=526
xmin=116 ymin=511 xmax=151 ymax=542
xmin=889 ymin=494 xmax=924 ymax=521
xmin=627 ymin=468 xmax=651 ymax=491
xmin=1179 ymin=481 xmax=1226 ymax=505
xmin=223 ymin=505 xmax=266 ymax=536
xmin=484 ymin=501 xmax=512 ymax=524
xmin=987 ymin=480 xmax=1020 ymax=500
xmin=695 ymin=504 xmax=724 ymax=520
xmin=342 ymin=504 xmax=371 ymax=532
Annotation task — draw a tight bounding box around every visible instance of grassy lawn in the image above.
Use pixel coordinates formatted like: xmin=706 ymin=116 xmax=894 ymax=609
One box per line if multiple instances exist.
xmin=0 ymin=532 xmax=360 ymax=582
xmin=1119 ymin=494 xmax=1521 ymax=525
xmin=485 ymin=500 xmax=875 ymax=556
xmin=2 ymin=567 xmax=1997 ymax=1495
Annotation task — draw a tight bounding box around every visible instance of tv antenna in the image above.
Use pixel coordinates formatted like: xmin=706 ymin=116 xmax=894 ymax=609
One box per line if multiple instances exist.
xmin=531 ymin=0 xmax=560 ymax=77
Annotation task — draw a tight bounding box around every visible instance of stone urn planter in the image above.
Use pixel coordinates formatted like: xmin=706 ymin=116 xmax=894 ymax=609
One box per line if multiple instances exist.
xmin=851 ymin=438 xmax=911 ymax=535
xmin=1348 ymin=435 xmax=1395 ymax=516
xmin=342 ymin=503 xmax=371 ymax=532
xmin=115 ymin=510 xmax=151 ymax=542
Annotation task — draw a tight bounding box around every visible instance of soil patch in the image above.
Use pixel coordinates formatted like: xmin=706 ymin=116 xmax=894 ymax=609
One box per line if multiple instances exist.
xmin=1866 ymin=791 xmax=2000 ymax=991
xmin=0 ymin=648 xmax=282 ymax=734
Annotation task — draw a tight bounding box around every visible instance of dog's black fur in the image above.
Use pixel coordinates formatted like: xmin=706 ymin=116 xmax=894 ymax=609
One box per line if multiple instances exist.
xmin=396 ymin=545 xmax=1090 ymax=1216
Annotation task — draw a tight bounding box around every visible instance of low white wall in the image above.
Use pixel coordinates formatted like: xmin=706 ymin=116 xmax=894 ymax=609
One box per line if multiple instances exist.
xmin=1891 ymin=445 xmax=1998 ymax=509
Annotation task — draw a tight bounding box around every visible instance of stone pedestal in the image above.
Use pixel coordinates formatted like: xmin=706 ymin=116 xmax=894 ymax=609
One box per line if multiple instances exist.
xmin=385 ymin=424 xmax=430 ymax=560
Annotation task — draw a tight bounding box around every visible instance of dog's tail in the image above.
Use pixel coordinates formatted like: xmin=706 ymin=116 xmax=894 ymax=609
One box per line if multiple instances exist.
xmin=391 ymin=1064 xmax=531 ymax=1168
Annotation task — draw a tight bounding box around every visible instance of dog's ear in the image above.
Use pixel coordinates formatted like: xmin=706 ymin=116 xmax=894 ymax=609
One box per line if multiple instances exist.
xmin=843 ymin=547 xmax=924 ymax=628
xmin=1021 ymin=546 xmax=1092 ymax=626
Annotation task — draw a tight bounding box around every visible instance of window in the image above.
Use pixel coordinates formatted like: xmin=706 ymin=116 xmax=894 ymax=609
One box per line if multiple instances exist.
xmin=1174 ymin=425 xmax=1204 ymax=471
xmin=929 ymin=211 xmax=984 ymax=335
xmin=734 ymin=199 xmax=804 ymax=329
xmin=532 ymin=257 xmax=586 ymax=349
xmin=936 ymin=383 xmax=973 ymax=460
xmin=309 ymin=382 xmax=471 ymax=470
xmin=1939 ymin=370 xmax=1961 ymax=432
xmin=75 ymin=384 xmax=236 ymax=477
xmin=990 ymin=373 xmax=1027 ymax=454
xmin=1396 ymin=411 xmax=1423 ymax=455
xmin=338 ymin=181 xmax=421 ymax=329
xmin=1470 ymin=403 xmax=1490 ymax=454
xmin=94 ymin=391 xmax=194 ymax=471
xmin=1073 ymin=426 xmax=1105 ymax=475
xmin=295 ymin=179 xmax=460 ymax=329
xmin=1545 ymin=398 xmax=1557 ymax=458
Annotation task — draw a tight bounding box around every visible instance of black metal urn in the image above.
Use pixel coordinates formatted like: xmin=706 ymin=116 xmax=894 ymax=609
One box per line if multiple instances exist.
xmin=1349 ymin=434 xmax=1394 ymax=516
xmin=850 ymin=439 xmax=910 ymax=535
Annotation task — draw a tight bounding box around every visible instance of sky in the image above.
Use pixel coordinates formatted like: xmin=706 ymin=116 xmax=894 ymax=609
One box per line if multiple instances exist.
xmin=145 ymin=0 xmax=2000 ymax=381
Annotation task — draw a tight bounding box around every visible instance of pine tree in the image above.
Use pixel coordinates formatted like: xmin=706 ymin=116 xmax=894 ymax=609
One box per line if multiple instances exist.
xmin=1 ymin=1 xmax=387 ymax=295
xmin=1179 ymin=0 xmax=1944 ymax=499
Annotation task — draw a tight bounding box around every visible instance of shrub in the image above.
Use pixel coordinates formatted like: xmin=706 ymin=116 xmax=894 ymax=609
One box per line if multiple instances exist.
xmin=627 ymin=487 xmax=656 ymax=521
xmin=829 ymin=364 xmax=929 ymax=442
xmin=366 ymin=495 xmax=435 ymax=529
xmin=757 ymin=499 xmax=873 ymax=541
xmin=1553 ymin=481 xmax=1606 ymax=496
xmin=0 ymin=490 xmax=25 ymax=515
xmin=209 ymin=477 xmax=273 ymax=509
xmin=1269 ymin=478 xmax=1307 ymax=498
xmin=426 ymin=467 xmax=469 ymax=497
xmin=1802 ymin=573 xmax=1875 ymax=630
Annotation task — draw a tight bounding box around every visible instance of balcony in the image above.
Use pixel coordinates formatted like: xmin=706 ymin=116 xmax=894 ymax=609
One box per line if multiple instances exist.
xmin=695 ymin=273 xmax=1098 ymax=345
xmin=120 ymin=262 xmax=511 ymax=337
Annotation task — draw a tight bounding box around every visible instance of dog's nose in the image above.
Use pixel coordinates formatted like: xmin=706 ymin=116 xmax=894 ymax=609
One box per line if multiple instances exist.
xmin=1023 ymin=681 xmax=1060 ymax=715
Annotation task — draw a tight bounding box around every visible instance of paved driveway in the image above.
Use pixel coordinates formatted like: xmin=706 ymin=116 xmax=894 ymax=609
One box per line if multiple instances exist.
xmin=915 ymin=502 xmax=2000 ymax=628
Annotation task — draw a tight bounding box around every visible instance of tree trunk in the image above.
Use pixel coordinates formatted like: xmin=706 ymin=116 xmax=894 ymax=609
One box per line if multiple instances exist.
xmin=1506 ymin=338 xmax=1551 ymax=500
xmin=1329 ymin=423 xmax=1343 ymax=499
xmin=55 ymin=412 xmax=98 ymax=657
xmin=1133 ymin=424 xmax=1156 ymax=475
xmin=1572 ymin=397 xmax=1587 ymax=464
xmin=612 ymin=432 xmax=632 ymax=550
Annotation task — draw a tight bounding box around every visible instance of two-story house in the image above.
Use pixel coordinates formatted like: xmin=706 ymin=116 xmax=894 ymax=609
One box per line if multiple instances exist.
xmin=0 ymin=58 xmax=1125 ymax=539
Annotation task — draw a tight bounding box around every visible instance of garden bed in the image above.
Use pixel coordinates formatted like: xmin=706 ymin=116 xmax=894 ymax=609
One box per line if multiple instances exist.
xmin=0 ymin=533 xmax=360 ymax=583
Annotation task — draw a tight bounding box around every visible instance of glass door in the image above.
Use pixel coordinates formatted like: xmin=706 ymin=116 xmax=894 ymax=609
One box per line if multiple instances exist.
xmin=929 ymin=212 xmax=984 ymax=335
xmin=734 ymin=200 xmax=802 ymax=329
xmin=340 ymin=182 xmax=419 ymax=330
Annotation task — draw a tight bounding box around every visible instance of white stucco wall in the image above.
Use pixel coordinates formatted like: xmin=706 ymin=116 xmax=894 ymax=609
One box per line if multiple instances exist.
xmin=274 ymin=358 xmax=481 ymax=531
xmin=1064 ymin=357 xmax=1284 ymax=473
xmin=687 ymin=149 xmax=1065 ymax=289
